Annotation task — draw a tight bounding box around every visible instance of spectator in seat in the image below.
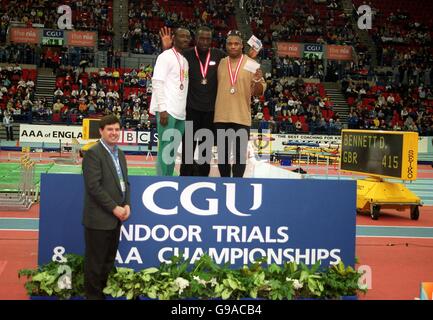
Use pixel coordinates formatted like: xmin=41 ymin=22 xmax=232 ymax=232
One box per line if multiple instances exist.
xmin=88 ymin=100 xmax=97 ymax=114
xmin=54 ymin=87 xmax=64 ymax=99
xmin=295 ymin=119 xmax=302 ymax=132
xmin=53 ymin=99 xmax=64 ymax=113
xmin=2 ymin=110 xmax=14 ymax=140
xmin=79 ymin=99 xmax=88 ymax=115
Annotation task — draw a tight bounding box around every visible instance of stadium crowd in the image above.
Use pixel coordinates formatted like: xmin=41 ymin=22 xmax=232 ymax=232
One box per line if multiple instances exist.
xmin=1 ymin=0 xmax=433 ymax=136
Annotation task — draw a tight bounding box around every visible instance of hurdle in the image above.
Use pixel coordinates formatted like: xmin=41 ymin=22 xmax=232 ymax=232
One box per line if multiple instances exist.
xmin=52 ymin=138 xmax=81 ymax=164
xmin=0 ymin=154 xmax=36 ymax=211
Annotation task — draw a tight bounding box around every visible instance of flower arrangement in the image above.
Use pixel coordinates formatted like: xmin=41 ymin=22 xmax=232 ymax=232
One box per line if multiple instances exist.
xmin=19 ymin=254 xmax=367 ymax=300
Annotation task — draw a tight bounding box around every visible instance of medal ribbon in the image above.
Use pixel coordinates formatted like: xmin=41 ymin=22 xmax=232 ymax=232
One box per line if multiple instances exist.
xmin=194 ymin=46 xmax=211 ymax=80
xmin=172 ymin=48 xmax=185 ymax=86
xmin=228 ymin=54 xmax=244 ymax=88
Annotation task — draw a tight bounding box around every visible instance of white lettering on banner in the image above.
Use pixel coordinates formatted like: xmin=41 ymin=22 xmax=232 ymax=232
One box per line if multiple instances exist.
xmin=117 ymin=224 xmax=342 ymax=266
xmin=116 ymin=247 xmax=143 ymax=264
xmin=208 ymin=248 xmax=230 ymax=264
xmin=224 ymin=183 xmax=262 ymax=217
xmin=180 ymin=182 xmax=218 ymax=216
xmin=305 ymin=45 xmax=322 ymax=51
xmin=153 ymin=247 xmax=342 ymax=265
xmin=212 ymin=225 xmax=289 ymax=243
xmin=19 ymin=124 xmax=85 ymax=143
xmin=141 ymin=182 xmax=263 ymax=216
xmin=142 ymin=181 xmax=178 ymax=215
xmin=120 ymin=224 xmax=203 ymax=242
xmin=45 ymin=30 xmax=63 ymax=37
xmin=120 ymin=224 xmax=291 ymax=243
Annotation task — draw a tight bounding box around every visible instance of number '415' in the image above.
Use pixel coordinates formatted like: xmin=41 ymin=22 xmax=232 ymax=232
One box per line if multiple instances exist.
xmin=382 ymin=155 xmax=399 ymax=169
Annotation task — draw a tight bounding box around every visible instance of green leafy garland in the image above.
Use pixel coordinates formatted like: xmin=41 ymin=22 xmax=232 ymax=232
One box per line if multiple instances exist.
xmin=19 ymin=254 xmax=367 ymax=300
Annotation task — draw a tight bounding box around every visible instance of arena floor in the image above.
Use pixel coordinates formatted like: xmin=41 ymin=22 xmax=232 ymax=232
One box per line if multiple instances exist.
xmin=1 ymin=152 xmax=432 ymax=300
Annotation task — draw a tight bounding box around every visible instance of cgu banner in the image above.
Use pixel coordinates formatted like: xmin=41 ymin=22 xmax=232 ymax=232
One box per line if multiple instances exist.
xmin=303 ymin=43 xmax=324 ymax=59
xmin=303 ymin=43 xmax=323 ymax=53
xmin=38 ymin=175 xmax=357 ymax=270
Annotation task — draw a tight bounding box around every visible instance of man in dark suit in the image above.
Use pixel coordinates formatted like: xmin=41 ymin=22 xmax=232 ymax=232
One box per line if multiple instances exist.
xmin=82 ymin=115 xmax=131 ymax=300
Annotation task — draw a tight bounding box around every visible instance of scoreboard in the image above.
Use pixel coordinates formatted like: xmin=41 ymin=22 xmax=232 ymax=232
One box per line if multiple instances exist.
xmin=340 ymin=130 xmax=418 ymax=180
xmin=82 ymin=118 xmax=101 ymax=140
